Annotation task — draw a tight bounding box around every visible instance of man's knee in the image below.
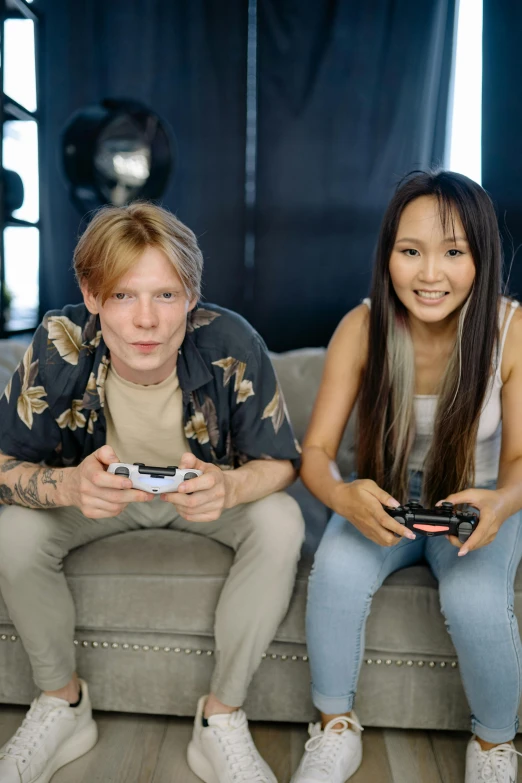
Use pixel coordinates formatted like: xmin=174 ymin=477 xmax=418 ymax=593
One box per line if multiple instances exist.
xmin=243 ymin=491 xmax=305 ymax=564
xmin=0 ymin=506 xmax=57 ymax=581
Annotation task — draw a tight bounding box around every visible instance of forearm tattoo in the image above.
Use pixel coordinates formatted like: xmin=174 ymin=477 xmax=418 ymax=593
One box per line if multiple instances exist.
xmin=0 ymin=460 xmax=29 ymax=472
xmin=0 ymin=460 xmax=63 ymax=508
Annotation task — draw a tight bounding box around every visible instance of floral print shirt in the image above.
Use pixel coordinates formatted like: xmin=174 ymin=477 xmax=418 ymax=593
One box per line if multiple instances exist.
xmin=0 ymin=302 xmax=301 ymax=470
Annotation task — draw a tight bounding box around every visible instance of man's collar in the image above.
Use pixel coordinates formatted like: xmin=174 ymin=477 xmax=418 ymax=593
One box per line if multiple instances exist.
xmin=177 ymin=330 xmax=213 ymax=392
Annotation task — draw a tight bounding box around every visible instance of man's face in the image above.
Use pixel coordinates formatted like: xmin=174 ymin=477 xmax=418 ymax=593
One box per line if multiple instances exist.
xmin=82 ymin=246 xmax=196 ymax=385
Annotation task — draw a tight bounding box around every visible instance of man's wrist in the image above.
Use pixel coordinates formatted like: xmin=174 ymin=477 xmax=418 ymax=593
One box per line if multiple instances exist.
xmin=55 ymin=467 xmax=75 ymax=507
xmin=222 ymin=470 xmax=238 ymax=510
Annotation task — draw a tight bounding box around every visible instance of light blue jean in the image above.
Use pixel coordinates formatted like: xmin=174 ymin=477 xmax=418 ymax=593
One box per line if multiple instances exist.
xmin=306 ymin=472 xmax=522 ymax=743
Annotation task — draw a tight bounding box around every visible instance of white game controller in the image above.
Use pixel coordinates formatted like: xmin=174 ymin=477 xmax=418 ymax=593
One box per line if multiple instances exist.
xmin=107 ymin=462 xmax=202 ymax=494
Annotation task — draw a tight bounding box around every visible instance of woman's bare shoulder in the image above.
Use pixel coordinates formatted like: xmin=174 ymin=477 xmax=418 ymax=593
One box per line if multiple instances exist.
xmin=330 ymin=303 xmax=370 ymax=360
xmin=501 ymin=303 xmax=522 ymax=384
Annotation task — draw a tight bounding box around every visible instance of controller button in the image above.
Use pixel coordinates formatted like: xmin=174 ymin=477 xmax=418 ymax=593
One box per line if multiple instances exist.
xmin=407 ymin=501 xmax=422 ymax=508
xmin=133 ymin=462 xmax=145 ymax=466
xmin=441 ymin=502 xmax=453 ymax=509
xmin=184 ymin=472 xmax=198 ymax=480
xmin=413 ymin=524 xmax=450 ymax=533
xmin=114 ymin=467 xmax=130 ymax=477
xmin=458 ymin=521 xmax=474 ymax=541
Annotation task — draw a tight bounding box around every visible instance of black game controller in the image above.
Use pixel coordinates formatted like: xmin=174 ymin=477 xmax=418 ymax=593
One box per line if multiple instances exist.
xmin=383 ymin=501 xmax=479 ymax=542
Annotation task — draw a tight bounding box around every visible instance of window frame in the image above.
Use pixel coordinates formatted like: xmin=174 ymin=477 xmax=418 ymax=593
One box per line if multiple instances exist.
xmin=0 ymin=0 xmax=41 ymax=338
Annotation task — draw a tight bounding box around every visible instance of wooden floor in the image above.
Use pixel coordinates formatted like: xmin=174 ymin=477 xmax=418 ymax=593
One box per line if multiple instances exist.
xmin=1 ymin=706 xmax=521 ymax=782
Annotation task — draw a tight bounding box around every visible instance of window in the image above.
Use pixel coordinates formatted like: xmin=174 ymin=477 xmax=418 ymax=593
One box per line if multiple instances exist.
xmin=446 ymin=0 xmax=483 ymax=184
xmin=1 ymin=2 xmax=40 ymax=336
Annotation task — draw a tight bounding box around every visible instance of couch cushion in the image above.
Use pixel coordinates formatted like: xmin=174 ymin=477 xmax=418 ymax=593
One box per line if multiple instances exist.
xmin=1 ymin=526 xmax=511 ymax=661
xmin=0 ymin=341 xmax=26 ymax=395
xmin=271 ymin=348 xmax=355 ymax=478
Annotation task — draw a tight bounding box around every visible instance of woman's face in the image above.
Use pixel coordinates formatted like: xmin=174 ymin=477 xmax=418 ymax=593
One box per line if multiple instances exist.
xmin=389 ymin=195 xmax=476 ymax=325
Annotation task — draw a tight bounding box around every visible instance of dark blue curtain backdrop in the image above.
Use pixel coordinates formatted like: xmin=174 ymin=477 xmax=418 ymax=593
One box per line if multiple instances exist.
xmin=40 ymin=0 xmax=456 ymax=350
xmin=39 ymin=0 xmax=248 ymax=318
xmin=252 ymin=0 xmax=456 ymax=349
xmin=482 ymin=0 xmax=522 ymax=301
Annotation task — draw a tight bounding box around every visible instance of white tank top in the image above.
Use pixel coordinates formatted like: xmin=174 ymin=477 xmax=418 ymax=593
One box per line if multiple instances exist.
xmin=362 ymin=296 xmax=519 ymax=484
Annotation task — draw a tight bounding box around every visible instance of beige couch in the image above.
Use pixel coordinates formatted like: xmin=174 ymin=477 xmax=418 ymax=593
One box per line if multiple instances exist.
xmin=0 ymin=341 xmax=519 ymax=731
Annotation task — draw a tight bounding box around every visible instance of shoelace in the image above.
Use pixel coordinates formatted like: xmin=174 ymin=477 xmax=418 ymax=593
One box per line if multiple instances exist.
xmin=0 ymin=698 xmax=63 ymax=765
xmin=214 ymin=711 xmax=269 ymax=782
xmin=478 ymin=743 xmax=522 ymax=783
xmin=302 ymin=715 xmax=363 ymax=776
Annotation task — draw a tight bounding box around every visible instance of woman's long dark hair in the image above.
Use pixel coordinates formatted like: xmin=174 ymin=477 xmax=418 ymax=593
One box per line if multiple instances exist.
xmin=357 ymin=171 xmax=502 ymax=505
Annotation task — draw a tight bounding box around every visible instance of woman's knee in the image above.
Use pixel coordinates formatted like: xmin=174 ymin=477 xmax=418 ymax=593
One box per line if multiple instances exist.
xmin=0 ymin=506 xmax=58 ymax=580
xmin=310 ymin=525 xmax=381 ymax=602
xmin=439 ymin=570 xmax=512 ymax=631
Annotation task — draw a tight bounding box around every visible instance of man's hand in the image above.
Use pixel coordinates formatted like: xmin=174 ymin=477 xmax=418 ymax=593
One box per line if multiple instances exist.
xmin=436 ymin=488 xmax=508 ymax=555
xmin=160 ymin=452 xmax=232 ymax=522
xmin=61 ymin=445 xmax=153 ymax=518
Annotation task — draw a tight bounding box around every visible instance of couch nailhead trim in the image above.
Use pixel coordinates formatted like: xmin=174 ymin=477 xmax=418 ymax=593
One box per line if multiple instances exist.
xmin=0 ymin=634 xmax=459 ymax=669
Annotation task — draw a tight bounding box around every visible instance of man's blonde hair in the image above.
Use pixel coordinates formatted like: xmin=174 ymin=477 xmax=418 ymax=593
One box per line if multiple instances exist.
xmin=74 ymin=202 xmax=203 ymax=303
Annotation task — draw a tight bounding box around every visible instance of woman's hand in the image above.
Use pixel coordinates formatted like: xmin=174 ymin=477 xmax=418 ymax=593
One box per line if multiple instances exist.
xmin=332 ymin=479 xmax=416 ymax=546
xmin=436 ymin=489 xmax=508 ymax=555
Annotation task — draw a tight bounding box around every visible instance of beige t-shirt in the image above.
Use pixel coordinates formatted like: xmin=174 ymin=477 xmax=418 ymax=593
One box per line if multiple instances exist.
xmin=104 ymin=363 xmax=190 ymax=467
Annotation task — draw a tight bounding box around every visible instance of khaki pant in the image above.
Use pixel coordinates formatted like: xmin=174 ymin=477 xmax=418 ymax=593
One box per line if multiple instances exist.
xmin=0 ymin=492 xmax=304 ymax=707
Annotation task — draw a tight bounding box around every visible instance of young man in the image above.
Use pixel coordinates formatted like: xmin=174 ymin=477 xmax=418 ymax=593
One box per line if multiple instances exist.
xmin=0 ymin=203 xmax=304 ymax=783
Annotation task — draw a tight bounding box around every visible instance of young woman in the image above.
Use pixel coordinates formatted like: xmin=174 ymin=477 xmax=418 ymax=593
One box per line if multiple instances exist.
xmin=292 ymin=171 xmax=522 ymax=783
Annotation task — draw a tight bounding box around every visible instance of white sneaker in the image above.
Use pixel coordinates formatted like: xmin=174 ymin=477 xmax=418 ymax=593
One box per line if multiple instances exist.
xmin=187 ymin=695 xmax=277 ymax=783
xmin=0 ymin=679 xmax=97 ymax=783
xmin=465 ymin=736 xmax=522 ymax=783
xmin=290 ymin=714 xmax=363 ymax=783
